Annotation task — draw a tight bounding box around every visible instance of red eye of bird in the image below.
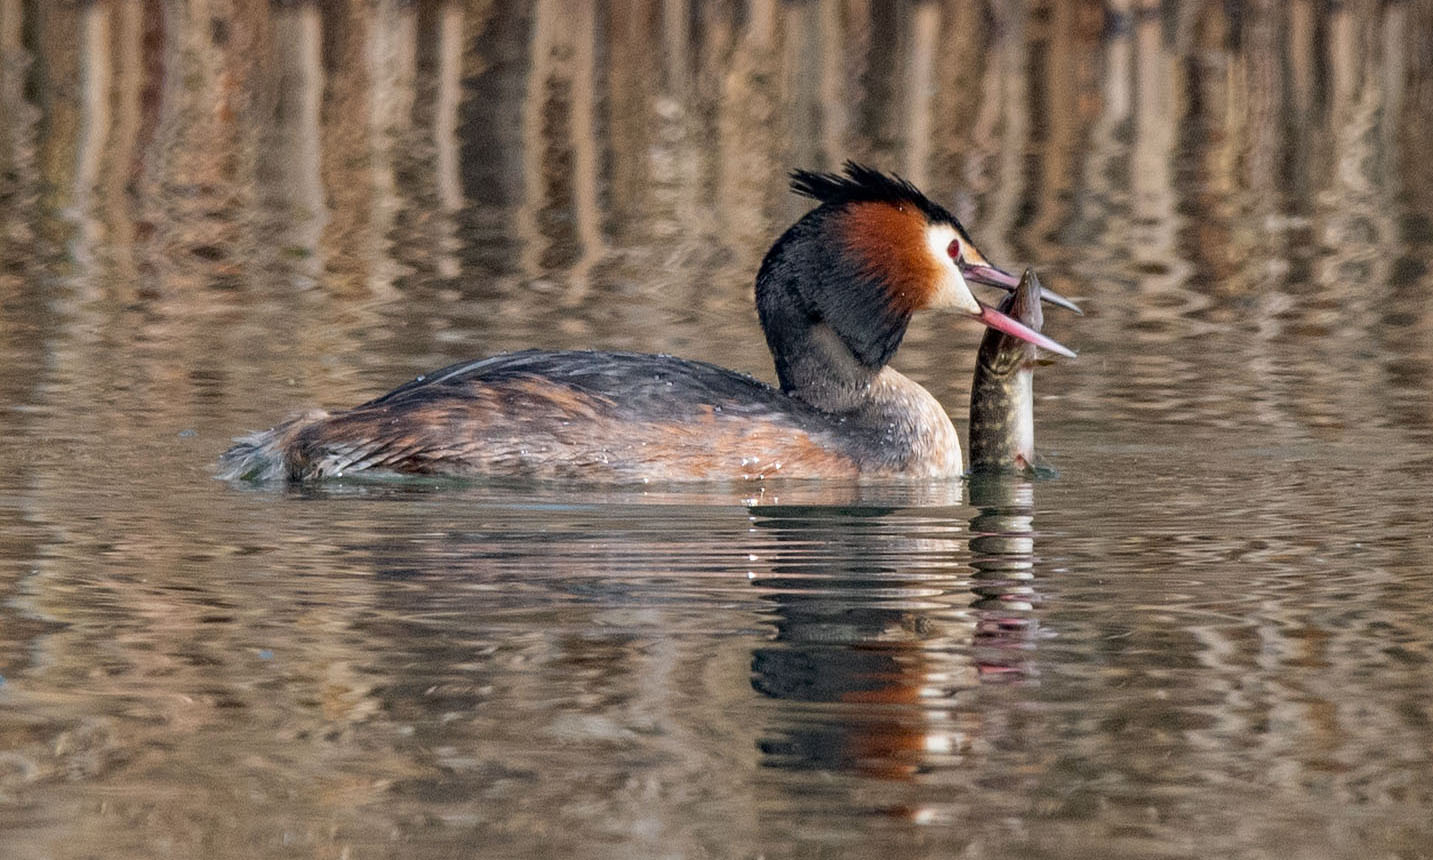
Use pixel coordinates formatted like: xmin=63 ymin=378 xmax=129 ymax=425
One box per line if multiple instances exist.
xmin=946 ymin=237 xmax=963 ymax=261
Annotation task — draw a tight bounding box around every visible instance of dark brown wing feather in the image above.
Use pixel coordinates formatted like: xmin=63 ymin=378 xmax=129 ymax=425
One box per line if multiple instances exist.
xmin=278 ymin=351 xmax=866 ymax=480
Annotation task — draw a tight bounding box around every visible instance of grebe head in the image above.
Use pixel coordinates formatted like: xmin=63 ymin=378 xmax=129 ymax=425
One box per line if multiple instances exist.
xmin=756 ymin=163 xmax=1073 ymax=399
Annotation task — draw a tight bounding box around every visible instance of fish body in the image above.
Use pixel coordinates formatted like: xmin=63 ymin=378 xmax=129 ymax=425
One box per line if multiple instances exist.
xmin=967 ymin=269 xmax=1044 ymax=473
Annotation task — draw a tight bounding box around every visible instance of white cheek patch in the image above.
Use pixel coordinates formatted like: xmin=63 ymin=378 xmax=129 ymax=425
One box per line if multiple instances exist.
xmin=922 ymin=224 xmax=981 ymax=315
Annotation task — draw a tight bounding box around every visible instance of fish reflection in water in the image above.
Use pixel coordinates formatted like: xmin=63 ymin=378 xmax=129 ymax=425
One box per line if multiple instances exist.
xmin=748 ymin=478 xmax=1045 ymax=783
xmin=966 ymin=475 xmax=1043 ymax=681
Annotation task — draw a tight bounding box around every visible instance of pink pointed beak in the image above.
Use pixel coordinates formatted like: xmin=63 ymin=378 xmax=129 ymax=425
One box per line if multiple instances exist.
xmin=974 ymin=303 xmax=1077 ymax=359
xmin=964 ymin=263 xmax=1083 ymax=314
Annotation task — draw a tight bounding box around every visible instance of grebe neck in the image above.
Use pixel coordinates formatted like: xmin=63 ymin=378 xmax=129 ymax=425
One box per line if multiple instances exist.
xmin=754 ymin=235 xmax=961 ymax=475
xmin=766 ymin=321 xmax=878 ymax=413
xmin=754 ymin=221 xmax=913 ymax=414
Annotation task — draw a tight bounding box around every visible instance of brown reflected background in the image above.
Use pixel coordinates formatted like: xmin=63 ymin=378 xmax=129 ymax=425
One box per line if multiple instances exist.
xmin=2 ymin=0 xmax=1430 ymax=429
xmin=2 ymin=2 xmax=1433 ymax=858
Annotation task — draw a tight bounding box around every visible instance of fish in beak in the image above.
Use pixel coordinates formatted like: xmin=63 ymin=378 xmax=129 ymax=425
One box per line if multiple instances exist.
xmin=969 ymin=267 xmax=1049 ymax=473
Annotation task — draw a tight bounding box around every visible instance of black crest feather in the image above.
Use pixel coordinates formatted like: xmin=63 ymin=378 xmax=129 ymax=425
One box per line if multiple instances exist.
xmin=789 ymin=161 xmax=957 ymax=226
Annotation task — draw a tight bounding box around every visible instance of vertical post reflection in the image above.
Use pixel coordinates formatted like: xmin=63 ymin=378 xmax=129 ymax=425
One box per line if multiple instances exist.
xmin=1379 ymin=1 xmax=1433 ymax=436
xmin=0 ymin=0 xmax=36 ymax=279
xmin=901 ymin=1 xmax=939 ymax=188
xmin=25 ymin=3 xmax=94 ymax=274
xmin=1379 ymin=2 xmax=1406 ymax=160
xmin=1022 ymin=0 xmax=1093 ymax=267
xmin=68 ymin=2 xmax=111 ymax=278
xmin=1238 ymin=0 xmax=1282 ymax=219
xmin=362 ymin=0 xmax=417 ymax=297
xmin=1069 ymin=0 xmax=1131 ymax=325
xmin=566 ymin=0 xmax=602 ymax=301
xmin=261 ymin=3 xmax=327 ymax=288
xmin=817 ymin=0 xmax=853 ymax=166
xmin=433 ymin=2 xmax=466 ymax=281
xmin=1129 ymin=2 xmax=1184 ymax=293
xmin=101 ymin=0 xmax=142 ymax=293
xmin=715 ymin=0 xmax=781 ymax=257
xmin=660 ymin=0 xmax=689 ymax=94
xmin=606 ymin=0 xmax=668 ymax=241
xmin=0 ymin=0 xmax=26 ymax=166
xmin=980 ymin=4 xmax=1028 ymax=266
xmin=518 ymin=0 xmax=606 ymax=298
xmin=1287 ymin=0 xmax=1316 ymax=197
xmin=783 ymin=0 xmax=822 ymax=172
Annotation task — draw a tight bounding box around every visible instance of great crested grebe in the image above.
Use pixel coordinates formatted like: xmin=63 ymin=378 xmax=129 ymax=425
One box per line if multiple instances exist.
xmin=219 ymin=164 xmax=1075 ymax=483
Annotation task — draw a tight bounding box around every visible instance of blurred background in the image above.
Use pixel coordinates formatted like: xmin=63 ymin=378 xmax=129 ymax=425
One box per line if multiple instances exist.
xmin=2 ymin=0 xmax=1429 ymax=437
xmin=1 ymin=2 xmax=1432 ymax=858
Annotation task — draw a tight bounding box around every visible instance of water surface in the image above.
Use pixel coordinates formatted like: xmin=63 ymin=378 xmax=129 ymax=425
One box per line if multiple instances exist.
xmin=2 ymin=2 xmax=1432 ymax=858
